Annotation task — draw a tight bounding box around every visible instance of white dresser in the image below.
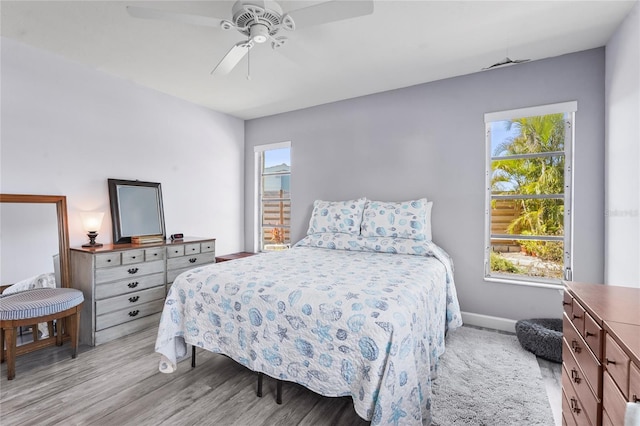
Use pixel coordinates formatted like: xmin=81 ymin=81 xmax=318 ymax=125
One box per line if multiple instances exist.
xmin=71 ymin=237 xmax=215 ymax=346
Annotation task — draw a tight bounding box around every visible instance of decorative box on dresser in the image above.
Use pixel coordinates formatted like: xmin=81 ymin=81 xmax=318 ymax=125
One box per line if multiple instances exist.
xmin=71 ymin=237 xmax=215 ymax=346
xmin=562 ymin=281 xmax=640 ymax=426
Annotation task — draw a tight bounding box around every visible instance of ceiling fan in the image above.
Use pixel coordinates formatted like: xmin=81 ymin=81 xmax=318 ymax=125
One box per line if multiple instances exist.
xmin=482 ymin=56 xmax=531 ymax=70
xmin=126 ymin=0 xmax=374 ymax=76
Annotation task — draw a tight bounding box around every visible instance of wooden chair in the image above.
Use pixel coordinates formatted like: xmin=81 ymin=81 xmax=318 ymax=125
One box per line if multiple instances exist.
xmin=0 ymin=287 xmax=84 ymax=380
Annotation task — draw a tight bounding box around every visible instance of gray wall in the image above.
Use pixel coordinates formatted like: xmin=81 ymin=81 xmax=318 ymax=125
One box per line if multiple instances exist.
xmin=605 ymin=1 xmax=639 ymax=288
xmin=245 ymin=48 xmax=605 ymax=321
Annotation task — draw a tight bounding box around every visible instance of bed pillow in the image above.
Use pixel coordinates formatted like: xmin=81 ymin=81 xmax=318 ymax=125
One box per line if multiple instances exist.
xmin=361 ymin=198 xmax=429 ymax=240
xmin=306 ymin=198 xmax=367 ymax=235
xmin=425 ymin=201 xmax=433 ymax=241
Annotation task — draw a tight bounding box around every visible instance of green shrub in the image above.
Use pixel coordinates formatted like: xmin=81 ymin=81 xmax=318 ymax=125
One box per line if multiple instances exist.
xmin=490 ymin=252 xmax=523 ymax=274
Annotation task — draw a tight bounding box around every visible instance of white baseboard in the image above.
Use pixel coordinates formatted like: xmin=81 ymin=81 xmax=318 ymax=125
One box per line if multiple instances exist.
xmin=461 ymin=311 xmax=517 ymax=333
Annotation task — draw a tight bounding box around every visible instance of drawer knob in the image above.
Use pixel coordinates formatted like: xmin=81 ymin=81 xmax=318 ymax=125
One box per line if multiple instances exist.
xmin=572 ymin=313 xmax=582 ymax=320
xmin=605 ymin=358 xmax=616 ymax=365
xmin=562 ymin=301 xmax=571 ymax=306
xmin=107 ymin=259 xmax=111 ymax=263
xmin=571 ymin=340 xmax=582 ymax=353
xmin=585 ymin=331 xmax=595 ymax=337
xmin=129 ymin=296 xmax=139 ymax=303
xmin=570 ymin=368 xmax=581 ymax=384
xmin=570 ymin=398 xmax=581 ymax=414
xmin=189 ymin=258 xmax=197 ymax=263
xmin=128 ymin=310 xmax=140 ymax=317
xmin=128 ymin=267 xmax=139 ymax=274
xmin=127 ymin=282 xmax=139 ymax=289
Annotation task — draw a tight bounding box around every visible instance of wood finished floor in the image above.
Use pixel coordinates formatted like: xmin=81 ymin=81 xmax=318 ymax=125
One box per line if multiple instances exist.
xmin=1 ymin=326 xmax=561 ymax=426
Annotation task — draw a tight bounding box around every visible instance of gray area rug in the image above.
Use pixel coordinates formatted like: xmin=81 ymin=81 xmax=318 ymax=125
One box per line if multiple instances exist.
xmin=431 ymin=326 xmax=555 ymax=425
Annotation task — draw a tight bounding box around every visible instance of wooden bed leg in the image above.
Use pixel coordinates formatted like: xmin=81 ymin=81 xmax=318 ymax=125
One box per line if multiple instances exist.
xmin=276 ymin=379 xmax=282 ymax=404
xmin=257 ymin=372 xmax=263 ymax=397
xmin=191 ymin=345 xmax=196 ymax=368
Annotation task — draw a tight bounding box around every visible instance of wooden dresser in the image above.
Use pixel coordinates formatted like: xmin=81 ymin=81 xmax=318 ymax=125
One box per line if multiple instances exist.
xmin=71 ymin=237 xmax=215 ymax=346
xmin=562 ymin=281 xmax=640 ymax=426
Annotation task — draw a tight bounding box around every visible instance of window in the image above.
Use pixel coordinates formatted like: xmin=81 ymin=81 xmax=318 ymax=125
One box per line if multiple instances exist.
xmin=484 ymin=102 xmax=575 ymax=287
xmin=255 ymin=142 xmax=291 ymax=252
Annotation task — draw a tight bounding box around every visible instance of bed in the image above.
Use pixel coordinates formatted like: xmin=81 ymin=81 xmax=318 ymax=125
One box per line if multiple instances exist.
xmin=155 ymin=198 xmax=462 ymax=425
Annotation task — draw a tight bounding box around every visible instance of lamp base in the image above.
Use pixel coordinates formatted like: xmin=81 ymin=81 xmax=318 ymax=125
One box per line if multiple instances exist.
xmin=82 ymin=231 xmax=103 ymax=248
xmin=82 ymin=242 xmax=103 ymax=248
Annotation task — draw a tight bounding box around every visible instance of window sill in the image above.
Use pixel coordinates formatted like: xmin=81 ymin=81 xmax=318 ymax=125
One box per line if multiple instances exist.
xmin=484 ymin=276 xmax=564 ymax=290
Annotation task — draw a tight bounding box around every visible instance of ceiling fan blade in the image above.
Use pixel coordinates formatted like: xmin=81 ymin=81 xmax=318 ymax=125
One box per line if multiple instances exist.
xmin=126 ymin=6 xmax=224 ymax=28
xmin=211 ymin=42 xmax=252 ymax=76
xmin=285 ymin=0 xmax=374 ymax=29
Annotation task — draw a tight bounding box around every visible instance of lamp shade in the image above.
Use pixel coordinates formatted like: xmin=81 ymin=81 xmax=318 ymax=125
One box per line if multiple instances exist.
xmin=80 ymin=212 xmax=104 ymax=232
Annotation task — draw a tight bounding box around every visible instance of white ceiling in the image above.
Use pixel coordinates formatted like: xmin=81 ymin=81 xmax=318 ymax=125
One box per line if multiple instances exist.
xmin=1 ymin=1 xmax=636 ymax=119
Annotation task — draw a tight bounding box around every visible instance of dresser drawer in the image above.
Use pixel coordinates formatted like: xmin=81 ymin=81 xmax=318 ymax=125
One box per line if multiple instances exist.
xmin=184 ymin=243 xmax=201 ymax=255
xmin=571 ymin=301 xmax=586 ymax=338
xmin=564 ymin=314 xmax=602 ymax=393
xmin=603 ymin=370 xmax=627 ymax=426
xmin=167 ymin=252 xmax=216 ymax=272
xmin=200 ymin=240 xmax=215 ymax=253
xmin=631 ymin=362 xmax=640 ymax=403
xmin=95 ymin=259 xmax=165 ymax=284
xmin=145 ymin=247 xmax=165 ymax=261
xmin=563 ymin=291 xmax=573 ymax=317
xmin=583 ymin=313 xmax=602 ymax=360
xmin=96 ymin=286 xmax=166 ymax=315
xmin=95 ymin=313 xmax=161 ymax=346
xmin=96 ymin=299 xmax=164 ymax=331
xmin=96 ymin=252 xmax=121 ymax=268
xmin=605 ymin=333 xmax=630 ymax=398
xmin=121 ymin=249 xmax=144 ymax=265
xmin=562 ymin=388 xmax=578 ymax=426
xmin=95 ymin=272 xmax=165 ymax=299
xmin=563 ymin=364 xmax=594 ymax=426
xmin=563 ymin=340 xmax=600 ymax=425
xmin=562 ymin=339 xmax=601 ymax=404
xmin=602 ymin=409 xmax=615 ymax=426
xmin=167 ymin=245 xmax=185 ymax=258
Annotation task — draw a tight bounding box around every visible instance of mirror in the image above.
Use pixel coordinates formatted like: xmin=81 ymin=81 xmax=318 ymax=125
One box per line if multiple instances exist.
xmin=0 ymin=194 xmax=71 ymax=289
xmin=108 ymin=179 xmax=166 ymax=244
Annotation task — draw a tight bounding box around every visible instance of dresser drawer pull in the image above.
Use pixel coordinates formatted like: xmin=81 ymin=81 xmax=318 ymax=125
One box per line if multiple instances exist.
xmin=633 ymin=394 xmax=638 ymax=403
xmin=572 ymin=313 xmax=582 ymax=320
xmin=570 ymin=398 xmax=581 ymax=414
xmin=128 ymin=296 xmax=139 ymax=303
xmin=571 ymin=340 xmax=582 ymax=353
xmin=585 ymin=331 xmax=595 ymax=337
xmin=128 ymin=310 xmax=140 ymax=317
xmin=570 ymin=368 xmax=581 ymax=384
xmin=189 ymin=258 xmax=197 ymax=263
xmin=562 ymin=301 xmax=571 ymax=306
xmin=128 ymin=267 xmax=139 ymax=274
xmin=107 ymin=259 xmax=112 ymax=263
xmin=127 ymin=282 xmax=139 ymax=289
xmin=605 ymin=358 xmax=616 ymax=365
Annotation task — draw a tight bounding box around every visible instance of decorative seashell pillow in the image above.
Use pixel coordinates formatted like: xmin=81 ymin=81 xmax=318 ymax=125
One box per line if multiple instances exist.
xmin=360 ymin=198 xmax=430 ymax=240
xmin=306 ymin=198 xmax=367 ymax=235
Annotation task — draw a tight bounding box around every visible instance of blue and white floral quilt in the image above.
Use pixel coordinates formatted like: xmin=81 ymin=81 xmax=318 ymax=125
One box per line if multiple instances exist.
xmin=156 ymin=236 xmax=462 ymax=425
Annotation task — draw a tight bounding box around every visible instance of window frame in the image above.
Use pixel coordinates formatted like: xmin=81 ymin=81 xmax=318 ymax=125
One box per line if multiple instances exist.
xmin=483 ymin=101 xmax=576 ymax=289
xmin=254 ymin=141 xmax=291 ymax=253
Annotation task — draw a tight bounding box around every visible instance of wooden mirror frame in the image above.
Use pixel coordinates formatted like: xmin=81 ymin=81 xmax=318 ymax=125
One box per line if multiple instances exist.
xmin=0 ymin=194 xmax=71 ymax=289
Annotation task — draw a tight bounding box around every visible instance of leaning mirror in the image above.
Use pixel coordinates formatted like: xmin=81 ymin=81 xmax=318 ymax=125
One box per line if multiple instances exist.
xmin=0 ymin=194 xmax=71 ymax=290
xmin=108 ymin=179 xmax=166 ymax=244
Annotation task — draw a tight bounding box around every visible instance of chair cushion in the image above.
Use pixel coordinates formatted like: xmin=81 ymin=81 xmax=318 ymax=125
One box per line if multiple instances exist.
xmin=0 ymin=288 xmax=84 ymax=320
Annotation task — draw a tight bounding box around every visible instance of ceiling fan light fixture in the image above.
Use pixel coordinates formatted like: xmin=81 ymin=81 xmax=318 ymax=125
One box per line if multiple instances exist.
xmin=250 ymin=24 xmax=269 ymax=43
